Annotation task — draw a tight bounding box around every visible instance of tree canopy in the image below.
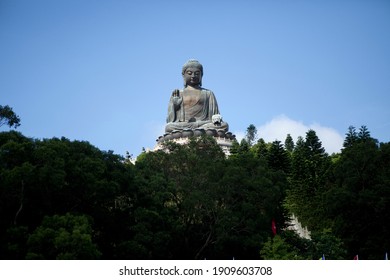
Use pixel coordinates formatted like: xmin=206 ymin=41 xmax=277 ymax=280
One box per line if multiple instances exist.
xmin=0 ymin=125 xmax=389 ymax=260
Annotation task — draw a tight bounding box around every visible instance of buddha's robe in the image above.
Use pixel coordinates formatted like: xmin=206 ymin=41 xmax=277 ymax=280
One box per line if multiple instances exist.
xmin=165 ymin=88 xmax=228 ymax=133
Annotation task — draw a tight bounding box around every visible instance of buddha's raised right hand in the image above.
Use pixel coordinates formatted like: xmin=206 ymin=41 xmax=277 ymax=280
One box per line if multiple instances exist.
xmin=171 ymin=89 xmax=182 ymax=108
xmin=172 ymin=89 xmax=180 ymax=97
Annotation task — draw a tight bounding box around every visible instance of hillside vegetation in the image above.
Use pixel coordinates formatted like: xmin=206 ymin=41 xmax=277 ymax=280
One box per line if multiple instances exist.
xmin=0 ymin=125 xmax=388 ymax=259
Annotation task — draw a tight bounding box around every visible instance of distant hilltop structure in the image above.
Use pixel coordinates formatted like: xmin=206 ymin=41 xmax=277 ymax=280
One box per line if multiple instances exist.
xmin=154 ymin=59 xmax=235 ymax=155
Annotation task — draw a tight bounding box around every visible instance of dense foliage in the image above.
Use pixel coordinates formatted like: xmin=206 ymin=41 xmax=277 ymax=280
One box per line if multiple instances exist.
xmin=0 ymin=125 xmax=389 ymax=259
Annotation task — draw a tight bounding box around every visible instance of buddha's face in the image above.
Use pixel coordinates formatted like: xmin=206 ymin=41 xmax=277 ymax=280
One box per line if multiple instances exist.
xmin=183 ymin=67 xmax=202 ymax=87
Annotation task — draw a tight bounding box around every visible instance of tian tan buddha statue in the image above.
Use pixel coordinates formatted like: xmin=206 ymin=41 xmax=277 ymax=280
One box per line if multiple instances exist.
xmin=165 ymin=59 xmax=229 ymax=133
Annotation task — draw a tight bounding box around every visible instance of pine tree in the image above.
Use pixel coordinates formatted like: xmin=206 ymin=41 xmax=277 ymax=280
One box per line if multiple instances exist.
xmin=285 ymin=134 xmax=294 ymax=153
xmin=358 ymin=125 xmax=371 ymax=142
xmin=267 ymin=140 xmax=290 ymax=173
xmin=287 ymin=130 xmax=331 ymax=230
xmin=305 ymin=129 xmax=326 ymax=156
xmin=343 ymin=126 xmax=358 ymax=148
xmin=328 ymin=126 xmax=388 ymax=259
xmin=252 ymin=138 xmax=269 ymax=160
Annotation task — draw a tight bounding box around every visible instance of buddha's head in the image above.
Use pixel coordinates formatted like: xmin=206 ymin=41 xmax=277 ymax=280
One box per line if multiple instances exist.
xmin=182 ymin=59 xmax=203 ymax=87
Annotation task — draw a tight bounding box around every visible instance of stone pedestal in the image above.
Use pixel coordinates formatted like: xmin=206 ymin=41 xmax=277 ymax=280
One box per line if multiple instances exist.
xmin=154 ymin=129 xmax=236 ymax=156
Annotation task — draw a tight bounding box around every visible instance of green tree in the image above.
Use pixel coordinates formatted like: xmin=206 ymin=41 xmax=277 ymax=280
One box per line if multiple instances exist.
xmin=343 ymin=126 xmax=358 ymax=148
xmin=260 ymin=235 xmax=304 ymax=260
xmin=218 ymin=147 xmax=289 ymax=259
xmin=358 ymin=125 xmax=371 ymax=142
xmin=310 ymin=229 xmax=346 ymax=260
xmin=26 ymin=213 xmax=101 ymax=259
xmin=327 ymin=127 xmax=389 ymax=259
xmin=132 ymin=136 xmax=227 ymax=259
xmin=132 ymin=136 xmax=289 ymax=259
xmin=0 ymin=105 xmax=21 ymax=129
xmin=5 ymin=226 xmax=29 ymax=259
xmin=284 ymin=134 xmax=294 ymax=153
xmin=261 ymin=228 xmax=347 ymax=260
xmin=0 ymin=132 xmax=36 ymax=258
xmin=305 ymin=129 xmax=326 ymax=156
xmin=245 ymin=124 xmax=257 ymax=146
xmin=251 ymin=138 xmax=269 ymax=160
xmin=238 ymin=139 xmax=251 ymax=154
xmin=0 ymin=131 xmax=136 ymax=259
xmin=287 ymin=130 xmax=331 ymax=230
xmin=267 ymin=140 xmax=290 ymax=174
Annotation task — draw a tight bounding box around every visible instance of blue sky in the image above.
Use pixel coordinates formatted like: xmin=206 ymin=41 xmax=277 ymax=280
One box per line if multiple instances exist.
xmin=1 ymin=0 xmax=389 ymax=157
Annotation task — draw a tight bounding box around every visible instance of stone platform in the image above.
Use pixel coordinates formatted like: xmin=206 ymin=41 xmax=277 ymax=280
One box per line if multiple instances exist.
xmin=154 ymin=128 xmax=236 ymax=156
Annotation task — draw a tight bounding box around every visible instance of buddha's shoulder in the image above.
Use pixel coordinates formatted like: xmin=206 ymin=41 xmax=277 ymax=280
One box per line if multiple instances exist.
xmin=200 ymin=88 xmax=214 ymax=94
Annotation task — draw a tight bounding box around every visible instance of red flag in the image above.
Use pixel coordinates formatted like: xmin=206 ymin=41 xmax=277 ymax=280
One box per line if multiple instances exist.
xmin=271 ymin=219 xmax=276 ymax=236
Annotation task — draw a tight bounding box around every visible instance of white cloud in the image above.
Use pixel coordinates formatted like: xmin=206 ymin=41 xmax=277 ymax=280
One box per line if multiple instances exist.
xmin=234 ymin=115 xmax=344 ymax=154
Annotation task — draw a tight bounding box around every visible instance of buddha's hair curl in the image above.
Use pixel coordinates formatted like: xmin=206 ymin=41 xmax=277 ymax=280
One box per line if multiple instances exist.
xmin=182 ymin=59 xmax=203 ymax=76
